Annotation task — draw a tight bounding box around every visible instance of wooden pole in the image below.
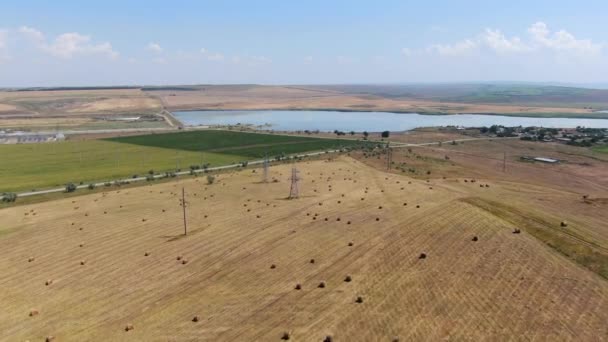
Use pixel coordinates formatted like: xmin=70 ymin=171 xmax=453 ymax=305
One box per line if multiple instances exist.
xmin=182 ymin=187 xmax=187 ymax=235
xmin=503 ymin=151 xmax=506 ymax=173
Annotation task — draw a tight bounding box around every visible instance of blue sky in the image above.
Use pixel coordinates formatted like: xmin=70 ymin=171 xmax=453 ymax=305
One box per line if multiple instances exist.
xmin=1 ymin=0 xmax=607 ymax=86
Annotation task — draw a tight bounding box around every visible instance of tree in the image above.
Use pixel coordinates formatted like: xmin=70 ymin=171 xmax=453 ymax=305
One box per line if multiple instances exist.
xmin=363 ymin=131 xmax=369 ymax=139
xmin=1 ymin=192 xmax=17 ymax=202
xmin=65 ymin=183 xmax=77 ymax=193
xmin=87 ymin=183 xmax=96 ymax=190
xmin=381 ymin=131 xmax=390 ymax=138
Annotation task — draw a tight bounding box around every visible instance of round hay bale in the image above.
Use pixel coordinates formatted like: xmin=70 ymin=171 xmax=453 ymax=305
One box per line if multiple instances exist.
xmin=348 ymin=242 xmax=354 ymax=247
xmin=294 ymin=284 xmax=302 ymax=290
xmin=45 ymin=279 xmax=53 ymax=286
xmin=79 ymin=243 xmax=84 ymax=248
xmin=403 ymin=203 xmax=407 ymax=206
xmin=124 ymin=323 xmax=134 ymax=332
xmin=347 ymin=221 xmax=351 ymax=225
xmin=80 ymin=260 xmax=86 ymax=266
xmin=376 ymin=218 xmax=380 ymax=221
xmin=323 ymin=336 xmax=333 ymax=342
xmin=416 ymin=205 xmax=420 ymax=208
xmin=29 ymin=309 xmax=39 ymax=317
xmin=176 ymin=255 xmax=183 ymax=261
xmin=270 ymin=264 xmax=276 ymax=269
xmin=344 ymin=275 xmax=352 ymax=282
xmin=310 ymin=259 xmax=315 ymax=264
xmin=560 ymin=221 xmax=568 ymax=227
xmin=281 ymin=332 xmax=291 ymax=340
xmin=324 ymin=218 xmax=328 ymax=221
xmin=192 ymin=315 xmax=200 ymax=322
xmin=472 ymin=236 xmax=478 ymax=242
xmin=181 ymin=259 xmax=189 ymax=265
xmin=378 ymin=206 xmax=383 ymax=209
xmin=419 ymin=253 xmax=427 ymax=259
xmin=318 ymin=281 xmax=326 ymax=288
xmin=45 ymin=336 xmax=55 ymax=342
xmin=28 ymin=257 xmax=35 ymax=262
xmin=336 ymin=218 xmax=341 ymax=221
xmin=392 ymin=338 xmax=400 ymax=342
xmin=513 ymin=229 xmax=521 ymax=234
xmin=355 ymin=296 xmax=364 ymax=303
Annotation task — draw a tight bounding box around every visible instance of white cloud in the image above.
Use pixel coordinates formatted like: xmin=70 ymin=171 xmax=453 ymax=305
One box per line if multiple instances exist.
xmin=250 ymin=55 xmax=271 ymax=64
xmin=16 ymin=27 xmax=119 ymax=60
xmin=401 ymin=48 xmax=412 ymax=56
xmin=0 ymin=30 xmax=7 ymax=49
xmin=528 ymin=22 xmax=602 ymax=54
xmin=0 ymin=30 xmax=9 ymax=63
xmin=428 ymin=39 xmax=477 ymax=56
xmin=147 ymin=42 xmax=163 ymax=53
xmin=43 ymin=32 xmax=119 ymax=59
xmin=18 ymin=26 xmax=44 ymax=43
xmin=199 ymin=47 xmax=207 ymax=54
xmin=425 ymin=22 xmax=602 ymax=57
xmin=481 ymin=29 xmax=529 ymax=53
xmin=206 ymin=52 xmax=224 ymax=61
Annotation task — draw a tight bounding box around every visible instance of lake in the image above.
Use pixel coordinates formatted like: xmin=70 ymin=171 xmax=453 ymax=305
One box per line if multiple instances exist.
xmin=173 ymin=110 xmax=608 ymax=132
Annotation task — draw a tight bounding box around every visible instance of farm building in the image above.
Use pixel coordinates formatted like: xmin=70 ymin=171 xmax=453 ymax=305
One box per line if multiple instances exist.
xmin=533 ymin=157 xmax=559 ymax=163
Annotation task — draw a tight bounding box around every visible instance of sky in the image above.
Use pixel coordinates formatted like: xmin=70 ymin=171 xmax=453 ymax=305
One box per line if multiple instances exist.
xmin=0 ymin=0 xmax=607 ymax=87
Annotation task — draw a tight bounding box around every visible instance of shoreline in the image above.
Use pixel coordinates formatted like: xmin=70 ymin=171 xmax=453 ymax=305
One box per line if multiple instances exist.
xmin=170 ymin=108 xmax=608 ymax=120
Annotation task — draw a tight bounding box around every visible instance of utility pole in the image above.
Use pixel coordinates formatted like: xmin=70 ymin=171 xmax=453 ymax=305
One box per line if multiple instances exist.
xmin=386 ymin=146 xmax=392 ymax=171
xmin=503 ymin=151 xmax=506 ymax=173
xmin=181 ymin=187 xmax=188 ymax=235
xmin=288 ymin=167 xmax=300 ymax=199
xmin=262 ymin=155 xmax=269 ymax=183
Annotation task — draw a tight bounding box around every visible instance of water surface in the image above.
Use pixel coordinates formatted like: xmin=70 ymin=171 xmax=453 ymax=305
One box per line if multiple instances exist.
xmin=174 ymin=110 xmax=608 ymax=132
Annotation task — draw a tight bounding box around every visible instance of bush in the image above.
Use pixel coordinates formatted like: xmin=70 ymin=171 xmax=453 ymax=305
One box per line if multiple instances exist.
xmin=1 ymin=192 xmax=17 ymax=202
xmin=87 ymin=183 xmax=95 ymax=190
xmin=207 ymin=175 xmax=216 ymax=184
xmin=381 ymin=131 xmax=390 ymax=138
xmin=146 ymin=175 xmax=155 ymax=181
xmin=148 ymin=169 xmax=155 ymax=175
xmin=65 ymin=183 xmax=77 ymax=192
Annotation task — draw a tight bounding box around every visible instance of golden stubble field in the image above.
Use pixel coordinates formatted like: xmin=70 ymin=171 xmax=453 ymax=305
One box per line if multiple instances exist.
xmin=151 ymin=85 xmax=593 ymax=115
xmin=1 ymin=156 xmax=607 ymax=341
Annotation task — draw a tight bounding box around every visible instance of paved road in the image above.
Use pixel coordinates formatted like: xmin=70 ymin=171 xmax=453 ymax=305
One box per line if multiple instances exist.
xmin=5 ymin=149 xmax=339 ymax=199
xmin=2 ymin=136 xmax=516 ymax=200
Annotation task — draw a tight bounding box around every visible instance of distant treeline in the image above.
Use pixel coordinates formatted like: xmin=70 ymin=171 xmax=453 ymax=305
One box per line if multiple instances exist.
xmin=140 ymin=86 xmax=200 ymax=91
xmin=6 ymin=86 xmax=141 ymax=92
xmin=3 ymin=85 xmax=203 ymax=92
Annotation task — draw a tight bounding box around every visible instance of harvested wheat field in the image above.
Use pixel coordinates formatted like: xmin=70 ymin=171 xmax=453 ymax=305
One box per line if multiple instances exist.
xmin=1 ymin=156 xmax=607 ymax=341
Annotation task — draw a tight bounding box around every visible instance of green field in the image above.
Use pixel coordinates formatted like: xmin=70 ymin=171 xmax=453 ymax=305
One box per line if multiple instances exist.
xmin=593 ymin=145 xmax=608 ymax=154
xmin=0 ymin=130 xmax=365 ymax=193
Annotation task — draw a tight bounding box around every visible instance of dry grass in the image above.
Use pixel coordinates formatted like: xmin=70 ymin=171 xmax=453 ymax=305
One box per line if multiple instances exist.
xmin=148 ymin=85 xmax=595 ymax=116
xmin=0 ymin=156 xmax=607 ymax=340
